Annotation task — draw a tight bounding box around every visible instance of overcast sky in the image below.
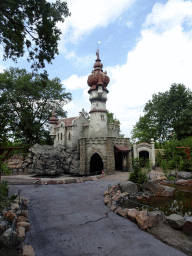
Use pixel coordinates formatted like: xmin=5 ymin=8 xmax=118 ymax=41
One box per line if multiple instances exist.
xmin=1 ymin=0 xmax=192 ymax=138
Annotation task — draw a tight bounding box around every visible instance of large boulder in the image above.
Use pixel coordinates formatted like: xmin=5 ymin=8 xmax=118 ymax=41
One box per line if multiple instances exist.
xmin=166 ymin=214 xmax=186 ymax=229
xmin=27 ymin=144 xmax=80 ymax=176
xmin=143 ymin=180 xmax=175 ymax=197
xmin=118 ymin=181 xmax=138 ymax=196
xmin=182 ymin=217 xmax=192 ymax=236
xmin=178 ymin=172 xmax=192 ymax=180
xmin=127 ymin=209 xmax=139 ymax=221
xmin=136 ymin=211 xmax=156 ymax=230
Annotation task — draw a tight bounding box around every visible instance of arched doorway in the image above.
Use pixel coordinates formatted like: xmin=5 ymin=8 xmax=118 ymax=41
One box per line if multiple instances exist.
xmin=139 ymin=151 xmax=149 ymax=167
xmin=90 ymin=153 xmax=103 ymax=175
xmin=115 ymin=152 xmax=123 ymax=171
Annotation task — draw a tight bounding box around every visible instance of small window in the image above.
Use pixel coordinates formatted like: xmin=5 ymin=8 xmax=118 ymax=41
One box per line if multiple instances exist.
xmin=58 ymin=133 xmax=59 ymax=140
xmin=101 ymin=115 xmax=104 ymax=121
xmin=68 ymin=132 xmax=71 ymax=140
xmin=61 ymin=124 xmax=62 ymax=127
xmin=61 ymin=133 xmax=62 ymax=140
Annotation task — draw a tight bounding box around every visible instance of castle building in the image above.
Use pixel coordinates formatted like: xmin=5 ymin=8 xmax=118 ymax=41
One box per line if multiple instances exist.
xmin=50 ymin=50 xmax=132 ymax=175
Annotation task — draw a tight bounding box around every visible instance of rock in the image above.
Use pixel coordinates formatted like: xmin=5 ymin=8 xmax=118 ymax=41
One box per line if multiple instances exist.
xmin=17 ymin=221 xmax=30 ymax=231
xmin=11 ymin=203 xmax=19 ymax=211
xmin=136 ymin=211 xmax=156 ymax=230
xmin=116 ymin=208 xmax=128 ymax=218
xmin=104 ymin=197 xmax=110 ymax=205
xmin=16 ymin=216 xmax=28 ymax=223
xmin=178 ymin=172 xmax=192 ymax=180
xmin=110 ymin=205 xmax=117 ymax=211
xmin=3 ymin=211 xmax=16 ymax=222
xmin=17 ymin=210 xmax=28 ymax=218
xmin=112 ymin=194 xmax=121 ymax=201
xmin=176 ymin=179 xmax=188 ymax=185
xmin=118 ymin=181 xmax=138 ymax=196
xmin=22 ymin=245 xmax=35 ymax=256
xmin=17 ymin=226 xmax=25 ymax=240
xmin=148 ymin=211 xmax=165 ymax=225
xmin=166 ymin=214 xmax=186 ymax=229
xmin=143 ymin=180 xmax=175 ymax=197
xmin=103 ymin=190 xmax=109 ymax=196
xmin=0 ymin=221 xmax=7 ymax=231
xmin=127 ymin=209 xmax=138 ymax=221
xmin=23 ymin=198 xmax=30 ymax=205
xmin=1 ymin=228 xmax=20 ymax=247
xmin=182 ymin=217 xmax=192 ymax=236
xmin=0 ymin=224 xmax=4 ymax=234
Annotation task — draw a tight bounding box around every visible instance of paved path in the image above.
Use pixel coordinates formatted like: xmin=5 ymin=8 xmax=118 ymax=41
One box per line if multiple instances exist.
xmin=9 ymin=178 xmax=186 ymax=256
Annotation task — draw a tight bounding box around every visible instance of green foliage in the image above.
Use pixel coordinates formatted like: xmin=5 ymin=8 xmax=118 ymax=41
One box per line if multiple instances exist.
xmin=106 ymin=110 xmax=120 ymax=124
xmin=0 ymin=181 xmax=17 ymax=210
xmin=0 ymin=67 xmax=72 ymax=148
xmin=0 ymin=180 xmax=9 ymax=196
xmin=0 ymin=0 xmax=70 ymax=70
xmin=155 ymin=151 xmax=164 ymax=167
xmin=131 ymin=83 xmax=192 ymax=142
xmin=161 ymin=160 xmax=170 ymax=176
xmin=178 ymin=159 xmax=192 ymax=172
xmin=129 ymin=158 xmax=148 ymax=184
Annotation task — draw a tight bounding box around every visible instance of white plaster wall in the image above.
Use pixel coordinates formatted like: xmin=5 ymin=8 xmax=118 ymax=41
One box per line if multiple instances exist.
xmin=89 ymin=90 xmax=108 ymax=101
xmin=54 ymin=125 xmax=66 ymax=148
xmin=71 ymin=115 xmax=88 ymax=148
xmin=88 ymin=112 xmax=108 ymax=138
xmin=91 ymin=101 xmax=106 ymax=110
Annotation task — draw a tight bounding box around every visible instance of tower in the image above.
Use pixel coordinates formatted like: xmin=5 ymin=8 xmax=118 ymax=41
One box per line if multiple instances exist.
xmin=87 ymin=49 xmax=110 ymax=138
xmin=49 ymin=108 xmax=58 ymax=140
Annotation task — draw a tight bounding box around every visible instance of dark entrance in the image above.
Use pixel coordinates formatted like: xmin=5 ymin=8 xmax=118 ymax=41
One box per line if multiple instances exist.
xmin=139 ymin=151 xmax=149 ymax=167
xmin=90 ymin=153 xmax=103 ymax=175
xmin=115 ymin=152 xmax=123 ymax=171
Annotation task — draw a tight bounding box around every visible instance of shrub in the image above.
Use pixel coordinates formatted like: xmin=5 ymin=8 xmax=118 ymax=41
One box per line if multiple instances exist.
xmin=129 ymin=158 xmax=148 ymax=184
xmin=178 ymin=159 xmax=192 ymax=172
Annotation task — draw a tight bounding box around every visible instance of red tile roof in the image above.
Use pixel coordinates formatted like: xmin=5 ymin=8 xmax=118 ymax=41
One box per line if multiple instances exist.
xmin=55 ymin=117 xmax=77 ymax=128
xmin=114 ymin=145 xmax=131 ymax=153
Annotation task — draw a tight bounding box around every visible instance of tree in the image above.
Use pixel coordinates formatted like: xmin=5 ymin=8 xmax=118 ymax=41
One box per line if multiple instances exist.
xmin=106 ymin=110 xmax=120 ymax=124
xmin=0 ymin=0 xmax=70 ymax=70
xmin=0 ymin=67 xmax=72 ymax=148
xmin=131 ymin=84 xmax=192 ymax=143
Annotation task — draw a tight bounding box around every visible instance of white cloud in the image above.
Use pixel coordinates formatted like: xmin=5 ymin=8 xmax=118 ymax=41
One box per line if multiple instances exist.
xmin=143 ymin=0 xmax=192 ymax=32
xmin=61 ymin=0 xmax=192 ymax=137
xmin=58 ymin=0 xmax=135 ymax=44
xmin=126 ymin=21 xmax=133 ymax=28
xmin=62 ymin=74 xmax=88 ymax=90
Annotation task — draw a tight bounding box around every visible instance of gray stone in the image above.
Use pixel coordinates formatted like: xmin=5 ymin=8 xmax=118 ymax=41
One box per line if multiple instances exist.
xmin=143 ymin=180 xmax=175 ymax=197
xmin=148 ymin=210 xmax=165 ymax=225
xmin=182 ymin=217 xmax=192 ymax=236
xmin=166 ymin=214 xmax=186 ymax=229
xmin=118 ymin=181 xmax=138 ymax=195
xmin=178 ymin=172 xmax=192 ymax=180
xmin=27 ymin=144 xmax=80 ymax=176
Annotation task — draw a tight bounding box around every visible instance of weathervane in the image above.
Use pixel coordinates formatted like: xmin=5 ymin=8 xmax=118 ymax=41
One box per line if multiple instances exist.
xmin=96 ymin=41 xmax=100 ymax=60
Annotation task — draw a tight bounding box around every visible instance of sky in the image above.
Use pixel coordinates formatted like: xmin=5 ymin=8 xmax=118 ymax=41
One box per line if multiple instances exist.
xmin=1 ymin=0 xmax=192 ymax=139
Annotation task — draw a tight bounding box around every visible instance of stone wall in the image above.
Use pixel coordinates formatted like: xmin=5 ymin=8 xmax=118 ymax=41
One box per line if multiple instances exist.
xmin=23 ymin=144 xmax=80 ymax=176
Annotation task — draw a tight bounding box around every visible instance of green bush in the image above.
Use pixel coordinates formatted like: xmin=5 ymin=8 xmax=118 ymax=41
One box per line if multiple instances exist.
xmin=178 ymin=159 xmax=192 ymax=172
xmin=129 ymin=158 xmax=148 ymax=184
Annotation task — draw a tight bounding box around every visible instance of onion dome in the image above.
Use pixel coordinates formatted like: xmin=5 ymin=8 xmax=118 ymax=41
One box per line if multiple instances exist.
xmin=49 ymin=108 xmax=58 ymax=124
xmin=87 ymin=49 xmax=110 ymax=88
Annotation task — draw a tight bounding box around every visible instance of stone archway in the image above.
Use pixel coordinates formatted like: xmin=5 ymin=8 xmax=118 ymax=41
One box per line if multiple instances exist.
xmin=139 ymin=150 xmax=149 ymax=166
xmin=90 ymin=153 xmax=103 ymax=175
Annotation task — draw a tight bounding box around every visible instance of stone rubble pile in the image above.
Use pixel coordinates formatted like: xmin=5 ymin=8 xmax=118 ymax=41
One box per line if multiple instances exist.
xmin=103 ymin=180 xmax=192 ymax=236
xmin=22 ymin=144 xmax=80 ymax=176
xmin=0 ymin=196 xmax=35 ymax=255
